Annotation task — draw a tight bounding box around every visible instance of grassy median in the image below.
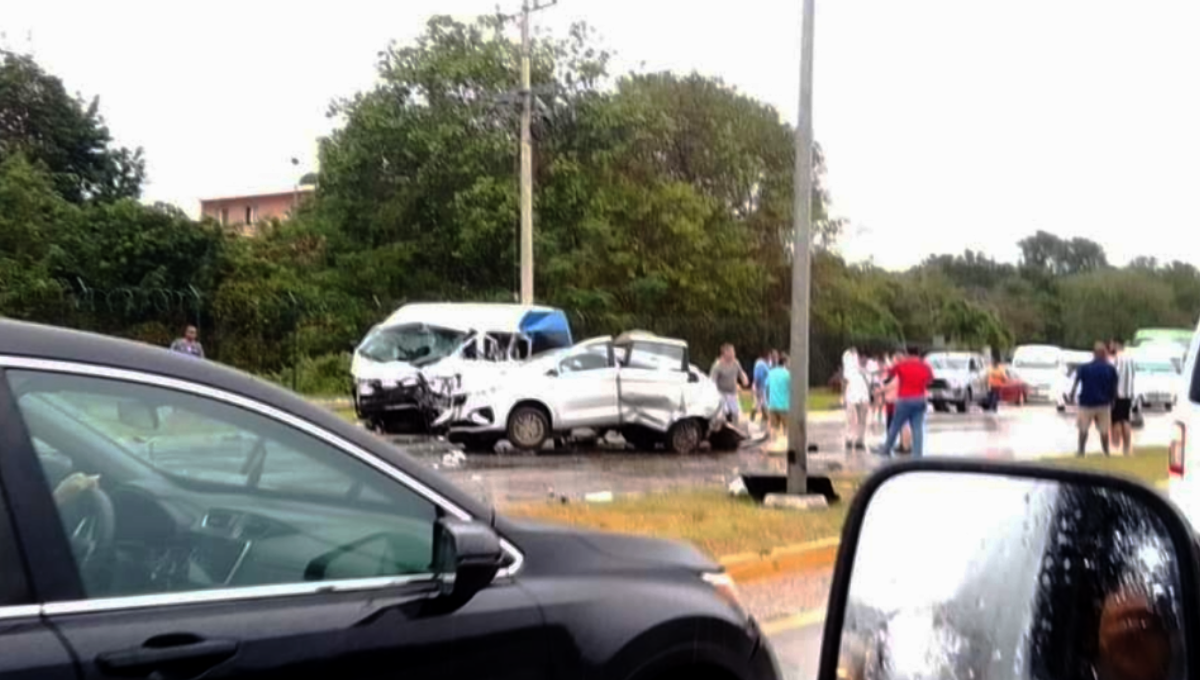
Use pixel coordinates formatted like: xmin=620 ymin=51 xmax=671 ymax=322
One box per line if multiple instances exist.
xmin=507 ymin=448 xmax=1168 ymax=559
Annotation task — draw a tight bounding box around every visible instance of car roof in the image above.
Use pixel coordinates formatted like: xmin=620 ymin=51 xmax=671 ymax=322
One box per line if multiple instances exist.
xmin=613 ymin=330 xmax=687 ymax=348
xmin=0 ymin=319 xmax=491 ymax=520
xmin=381 ymin=303 xmax=563 ymax=333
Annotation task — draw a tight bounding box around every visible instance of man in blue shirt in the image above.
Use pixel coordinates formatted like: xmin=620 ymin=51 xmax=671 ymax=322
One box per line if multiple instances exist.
xmin=1072 ymin=341 xmax=1118 ymax=457
xmin=751 ymin=350 xmax=773 ymax=423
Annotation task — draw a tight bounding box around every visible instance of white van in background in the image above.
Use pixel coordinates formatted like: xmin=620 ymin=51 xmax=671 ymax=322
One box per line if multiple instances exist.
xmin=1130 ymin=344 xmax=1183 ymax=412
xmin=1009 ymin=344 xmax=1063 ymax=402
xmin=1167 ymin=320 xmax=1200 ymax=525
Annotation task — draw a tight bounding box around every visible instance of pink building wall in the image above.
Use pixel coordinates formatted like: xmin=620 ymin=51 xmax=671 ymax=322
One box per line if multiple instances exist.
xmin=199 ymin=188 xmax=313 ymax=236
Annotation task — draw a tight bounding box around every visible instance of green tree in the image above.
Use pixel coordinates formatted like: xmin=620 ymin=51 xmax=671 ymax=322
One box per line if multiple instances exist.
xmin=0 ymin=50 xmax=145 ymax=203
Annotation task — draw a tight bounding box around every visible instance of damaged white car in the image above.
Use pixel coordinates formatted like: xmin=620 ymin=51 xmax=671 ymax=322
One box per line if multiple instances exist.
xmin=433 ymin=332 xmax=737 ymax=454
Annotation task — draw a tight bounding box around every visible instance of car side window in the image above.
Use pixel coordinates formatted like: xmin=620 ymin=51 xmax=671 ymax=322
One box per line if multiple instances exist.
xmin=622 ymin=342 xmax=685 ymax=372
xmin=558 ymin=343 xmax=612 ymax=373
xmin=6 ymin=369 xmax=440 ymax=601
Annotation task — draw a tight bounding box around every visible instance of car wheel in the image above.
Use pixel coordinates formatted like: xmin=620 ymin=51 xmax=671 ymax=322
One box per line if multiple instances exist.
xmin=507 ymin=406 xmax=550 ymax=451
xmin=668 ymin=420 xmax=703 ymax=454
xmin=1166 ymin=402 xmax=1174 ymax=413
xmin=932 ymin=400 xmax=950 ymax=413
xmin=956 ymin=391 xmax=971 ymax=413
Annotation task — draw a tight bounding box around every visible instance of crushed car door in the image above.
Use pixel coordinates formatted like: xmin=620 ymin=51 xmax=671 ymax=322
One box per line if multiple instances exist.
xmin=552 ymin=339 xmax=619 ymax=429
xmin=615 ymin=341 xmax=690 ymax=432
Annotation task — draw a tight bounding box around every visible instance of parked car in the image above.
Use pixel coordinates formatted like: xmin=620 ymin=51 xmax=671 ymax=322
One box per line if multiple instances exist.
xmin=1131 ymin=345 xmax=1182 ymax=412
xmin=434 ymin=331 xmax=728 ymax=453
xmin=1169 ymin=316 xmax=1200 ymax=526
xmin=925 ymin=351 xmax=989 ymax=413
xmin=991 ymin=369 xmax=1030 ymax=405
xmin=1008 ymin=344 xmax=1062 ymax=403
xmin=0 ymin=319 xmax=778 ymax=680
xmin=351 ymin=303 xmax=573 ymax=433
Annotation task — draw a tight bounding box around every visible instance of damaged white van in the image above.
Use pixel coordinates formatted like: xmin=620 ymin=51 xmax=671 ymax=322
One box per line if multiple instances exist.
xmin=350 ymin=303 xmax=573 ymax=432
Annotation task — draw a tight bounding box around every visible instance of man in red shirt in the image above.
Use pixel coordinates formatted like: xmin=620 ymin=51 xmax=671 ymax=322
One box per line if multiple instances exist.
xmin=875 ymin=346 xmax=934 ymax=457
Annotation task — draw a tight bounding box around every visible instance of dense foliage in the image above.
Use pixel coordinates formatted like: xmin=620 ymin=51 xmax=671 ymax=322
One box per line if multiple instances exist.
xmin=2 ymin=20 xmax=1198 ymax=390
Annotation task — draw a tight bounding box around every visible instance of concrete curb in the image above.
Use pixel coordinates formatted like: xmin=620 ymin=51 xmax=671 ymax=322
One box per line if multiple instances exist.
xmin=719 ymin=537 xmax=840 ymax=584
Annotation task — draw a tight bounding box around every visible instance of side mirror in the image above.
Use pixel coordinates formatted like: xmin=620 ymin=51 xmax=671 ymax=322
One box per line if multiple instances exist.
xmin=820 ymin=461 xmax=1198 ymax=680
xmin=117 ymin=399 xmax=160 ymax=431
xmin=430 ymin=519 xmax=503 ymax=609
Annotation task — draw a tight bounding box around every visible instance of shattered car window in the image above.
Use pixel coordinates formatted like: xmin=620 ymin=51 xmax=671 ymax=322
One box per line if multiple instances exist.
xmin=559 ymin=344 xmax=612 ymax=373
xmin=357 ymin=324 xmax=466 ymax=365
xmin=620 ymin=343 xmax=685 ymax=371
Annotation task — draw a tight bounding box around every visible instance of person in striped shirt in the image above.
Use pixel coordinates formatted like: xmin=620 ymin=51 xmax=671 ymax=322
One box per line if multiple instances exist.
xmin=1110 ymin=339 xmax=1136 ymax=456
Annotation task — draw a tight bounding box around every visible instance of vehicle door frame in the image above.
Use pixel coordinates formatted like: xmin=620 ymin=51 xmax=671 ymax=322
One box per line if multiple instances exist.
xmin=613 ymin=339 xmax=692 ymax=432
xmin=549 ymin=338 xmax=619 ymax=429
xmin=0 ymin=356 xmax=541 ymax=678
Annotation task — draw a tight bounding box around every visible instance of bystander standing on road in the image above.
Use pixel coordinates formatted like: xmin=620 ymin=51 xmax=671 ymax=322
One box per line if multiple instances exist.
xmin=169 ymin=325 xmax=205 ymax=359
xmin=750 ymin=350 xmax=771 ymax=424
xmin=710 ymin=343 xmax=749 ymax=425
xmin=875 ymin=346 xmax=934 ymax=457
xmin=986 ymin=358 xmax=1008 ymax=413
xmin=877 ymin=353 xmax=911 ymax=453
xmin=1072 ymin=341 xmax=1119 ymax=457
xmin=844 ymin=354 xmax=871 ymax=451
xmin=840 ymin=344 xmax=859 ymax=417
xmin=765 ymin=353 xmax=790 ymax=442
xmin=865 ymin=353 xmax=884 ymax=428
xmin=1111 ymin=340 xmax=1136 ymax=455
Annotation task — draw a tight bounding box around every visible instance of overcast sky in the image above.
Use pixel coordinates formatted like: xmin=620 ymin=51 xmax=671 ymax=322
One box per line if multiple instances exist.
xmin=6 ymin=0 xmax=1199 ymax=270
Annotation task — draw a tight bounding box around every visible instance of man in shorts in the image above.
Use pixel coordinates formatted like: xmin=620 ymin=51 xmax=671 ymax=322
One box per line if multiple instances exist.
xmin=766 ymin=354 xmax=791 ymax=437
xmin=710 ymin=343 xmax=749 ymax=425
xmin=1072 ymin=341 xmax=1119 ymax=457
xmin=1110 ymin=340 xmax=1136 ymax=455
xmin=750 ymin=350 xmax=773 ymax=423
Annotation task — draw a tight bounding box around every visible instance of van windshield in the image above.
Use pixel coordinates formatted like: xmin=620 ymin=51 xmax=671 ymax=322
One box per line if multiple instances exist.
xmin=358 ymin=324 xmax=467 ymax=365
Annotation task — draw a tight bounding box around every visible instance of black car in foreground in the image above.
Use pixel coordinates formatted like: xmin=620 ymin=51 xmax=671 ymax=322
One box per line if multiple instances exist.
xmin=0 ymin=319 xmax=778 ymax=680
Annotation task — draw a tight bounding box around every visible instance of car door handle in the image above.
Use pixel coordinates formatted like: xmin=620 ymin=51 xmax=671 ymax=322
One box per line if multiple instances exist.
xmin=97 ymin=634 xmax=238 ymax=677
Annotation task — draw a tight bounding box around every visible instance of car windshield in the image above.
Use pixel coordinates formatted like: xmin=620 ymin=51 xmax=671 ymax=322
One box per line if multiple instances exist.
xmin=1136 ymin=361 xmax=1176 ymax=375
xmin=358 ymin=323 xmax=467 ymax=366
xmin=1013 ymin=358 xmax=1058 ymax=370
xmin=926 ymin=355 xmax=968 ymax=370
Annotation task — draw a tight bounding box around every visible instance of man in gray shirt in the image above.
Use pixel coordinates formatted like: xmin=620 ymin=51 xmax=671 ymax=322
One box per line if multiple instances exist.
xmin=169 ymin=325 xmax=205 ymax=359
xmin=711 ymin=343 xmax=749 ymax=424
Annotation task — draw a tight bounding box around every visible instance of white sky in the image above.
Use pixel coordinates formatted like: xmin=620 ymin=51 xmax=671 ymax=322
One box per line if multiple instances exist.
xmin=6 ymin=0 xmax=1199 ymax=270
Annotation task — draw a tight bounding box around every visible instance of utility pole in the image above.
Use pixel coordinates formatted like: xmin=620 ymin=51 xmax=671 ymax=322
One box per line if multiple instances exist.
xmin=787 ymin=0 xmax=816 ymax=495
xmin=517 ymin=0 xmax=556 ymax=304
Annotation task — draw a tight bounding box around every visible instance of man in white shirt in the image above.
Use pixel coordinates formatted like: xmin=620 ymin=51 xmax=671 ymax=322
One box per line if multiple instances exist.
xmin=1111 ymin=340 xmax=1136 ymax=456
xmin=844 ymin=354 xmax=871 ymax=451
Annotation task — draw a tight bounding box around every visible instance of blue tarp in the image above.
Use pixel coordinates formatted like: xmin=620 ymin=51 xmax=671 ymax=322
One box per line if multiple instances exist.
xmin=519 ymin=309 xmax=573 ymax=353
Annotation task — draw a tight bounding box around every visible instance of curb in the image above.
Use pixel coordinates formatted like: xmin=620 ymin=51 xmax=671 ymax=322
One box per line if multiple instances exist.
xmin=760 ymin=608 xmax=827 ymax=635
xmin=719 ymin=537 xmax=840 ymax=584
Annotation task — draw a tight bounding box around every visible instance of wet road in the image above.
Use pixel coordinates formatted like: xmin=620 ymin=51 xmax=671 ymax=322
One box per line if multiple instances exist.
xmin=770 ymin=621 xmax=824 ymax=680
xmin=395 ymin=405 xmax=1175 ymax=507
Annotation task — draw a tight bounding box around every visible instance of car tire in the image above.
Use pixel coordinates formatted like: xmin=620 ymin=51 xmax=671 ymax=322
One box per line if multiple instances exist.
xmin=932 ymin=400 xmax=950 ymax=413
xmin=956 ymin=391 xmax=971 ymax=413
xmin=668 ymin=419 xmax=703 ymax=455
xmin=507 ymin=405 xmax=550 ymax=451
xmin=623 ymin=426 xmax=661 ymax=452
xmin=1166 ymin=402 xmax=1174 ymax=413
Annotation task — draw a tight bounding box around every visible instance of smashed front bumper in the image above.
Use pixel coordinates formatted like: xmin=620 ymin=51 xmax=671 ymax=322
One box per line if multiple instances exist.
xmin=354 ymin=377 xmax=441 ymax=421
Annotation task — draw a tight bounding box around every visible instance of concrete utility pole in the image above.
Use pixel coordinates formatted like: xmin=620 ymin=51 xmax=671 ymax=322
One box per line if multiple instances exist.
xmin=787 ymin=0 xmax=817 ymax=495
xmin=517 ymin=0 xmax=556 ymax=305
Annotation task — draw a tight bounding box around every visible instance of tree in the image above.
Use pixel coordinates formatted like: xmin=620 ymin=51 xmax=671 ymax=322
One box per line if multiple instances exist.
xmin=0 ymin=50 xmax=145 ymax=203
xmin=1018 ymin=230 xmax=1108 ymax=277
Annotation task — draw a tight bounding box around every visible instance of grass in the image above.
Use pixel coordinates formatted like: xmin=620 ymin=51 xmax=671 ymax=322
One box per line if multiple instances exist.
xmin=738 ymin=386 xmax=840 ymax=414
xmin=508 ymin=477 xmax=862 ymax=558
xmin=1041 ymin=447 xmax=1167 ymax=486
xmin=507 ymin=449 xmax=1169 ymax=559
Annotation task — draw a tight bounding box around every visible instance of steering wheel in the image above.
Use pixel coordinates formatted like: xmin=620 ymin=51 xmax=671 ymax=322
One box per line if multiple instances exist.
xmin=65 ymin=485 xmax=116 ymax=577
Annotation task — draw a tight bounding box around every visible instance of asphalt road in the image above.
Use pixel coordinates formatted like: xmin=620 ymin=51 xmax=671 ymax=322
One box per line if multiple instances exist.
xmin=769 ymin=620 xmax=824 ymax=680
xmin=418 ymin=404 xmax=1176 ymax=506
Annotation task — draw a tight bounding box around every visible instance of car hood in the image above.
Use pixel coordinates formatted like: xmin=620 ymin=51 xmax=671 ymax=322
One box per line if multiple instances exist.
xmin=498 ymin=517 xmax=719 ymax=575
xmin=350 ymin=354 xmax=423 ymax=382
xmin=932 ymin=368 xmax=969 ymax=382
